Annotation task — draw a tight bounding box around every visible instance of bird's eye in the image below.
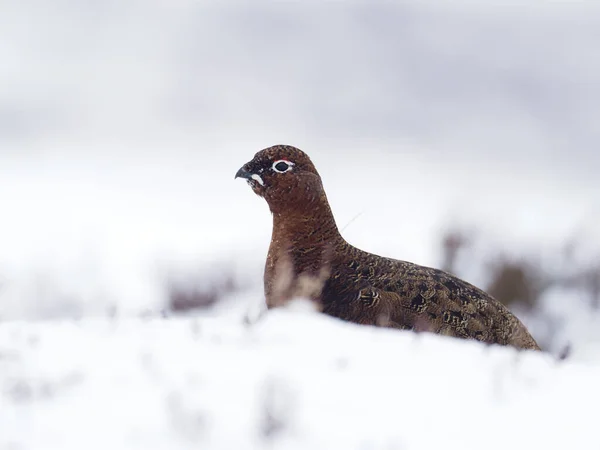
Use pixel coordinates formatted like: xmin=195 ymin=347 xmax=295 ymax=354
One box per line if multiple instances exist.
xmin=272 ymin=160 xmax=294 ymax=173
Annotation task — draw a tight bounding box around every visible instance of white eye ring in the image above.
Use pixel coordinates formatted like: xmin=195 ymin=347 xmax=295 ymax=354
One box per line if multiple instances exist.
xmin=272 ymin=159 xmax=294 ymax=173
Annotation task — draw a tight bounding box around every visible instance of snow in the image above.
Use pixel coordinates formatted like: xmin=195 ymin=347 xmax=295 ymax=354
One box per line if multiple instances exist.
xmin=2 ymin=306 xmax=599 ymax=450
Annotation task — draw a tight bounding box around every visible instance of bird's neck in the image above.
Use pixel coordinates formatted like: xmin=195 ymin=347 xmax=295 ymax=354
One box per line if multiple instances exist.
xmin=265 ymin=197 xmax=345 ymax=307
xmin=270 ymin=198 xmax=343 ymax=251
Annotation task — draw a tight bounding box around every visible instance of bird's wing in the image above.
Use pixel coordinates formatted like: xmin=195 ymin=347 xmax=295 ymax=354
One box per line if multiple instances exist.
xmin=323 ymin=254 xmax=539 ymax=349
xmin=337 ymin=266 xmax=512 ymax=344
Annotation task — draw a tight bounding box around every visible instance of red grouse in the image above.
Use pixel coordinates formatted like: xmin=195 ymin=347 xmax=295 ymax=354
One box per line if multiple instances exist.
xmin=235 ymin=145 xmax=540 ymax=350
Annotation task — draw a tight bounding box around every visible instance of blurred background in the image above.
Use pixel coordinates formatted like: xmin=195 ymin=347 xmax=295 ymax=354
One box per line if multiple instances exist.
xmin=1 ymin=1 xmax=599 ymax=357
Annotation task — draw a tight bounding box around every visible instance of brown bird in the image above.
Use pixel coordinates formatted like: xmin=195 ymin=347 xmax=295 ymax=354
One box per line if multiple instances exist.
xmin=235 ymin=145 xmax=540 ymax=350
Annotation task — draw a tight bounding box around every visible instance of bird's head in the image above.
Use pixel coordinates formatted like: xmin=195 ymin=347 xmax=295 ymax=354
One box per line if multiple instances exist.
xmin=235 ymin=145 xmax=325 ymax=214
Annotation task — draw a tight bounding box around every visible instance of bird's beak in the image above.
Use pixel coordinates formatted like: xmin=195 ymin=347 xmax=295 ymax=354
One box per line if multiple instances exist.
xmin=235 ymin=166 xmax=253 ymax=180
xmin=235 ymin=163 xmax=265 ymax=188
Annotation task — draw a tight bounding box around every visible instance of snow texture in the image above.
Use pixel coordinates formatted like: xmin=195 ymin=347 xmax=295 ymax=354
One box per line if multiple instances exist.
xmin=1 ymin=307 xmax=598 ymax=450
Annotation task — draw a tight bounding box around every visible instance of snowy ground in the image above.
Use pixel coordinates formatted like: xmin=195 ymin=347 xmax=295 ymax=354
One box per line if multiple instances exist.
xmin=2 ymin=306 xmax=599 ymax=450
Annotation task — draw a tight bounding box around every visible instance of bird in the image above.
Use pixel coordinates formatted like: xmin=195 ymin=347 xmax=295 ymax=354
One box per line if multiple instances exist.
xmin=235 ymin=144 xmax=540 ymax=351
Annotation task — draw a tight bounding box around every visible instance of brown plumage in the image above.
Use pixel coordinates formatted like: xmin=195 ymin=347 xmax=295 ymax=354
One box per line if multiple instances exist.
xmin=235 ymin=145 xmax=540 ymax=351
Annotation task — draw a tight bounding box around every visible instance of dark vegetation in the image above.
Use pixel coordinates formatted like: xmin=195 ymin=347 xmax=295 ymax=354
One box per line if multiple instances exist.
xmin=166 ymin=262 xmax=241 ymax=313
xmin=440 ymin=228 xmax=600 ymax=351
xmin=441 ymin=228 xmax=600 ymax=311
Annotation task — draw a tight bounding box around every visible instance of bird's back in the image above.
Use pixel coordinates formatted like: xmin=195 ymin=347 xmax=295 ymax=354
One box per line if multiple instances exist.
xmin=320 ymin=244 xmax=540 ymax=350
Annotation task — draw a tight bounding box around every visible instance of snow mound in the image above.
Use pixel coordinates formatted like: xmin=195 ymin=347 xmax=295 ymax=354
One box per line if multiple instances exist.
xmin=1 ymin=308 xmax=599 ymax=450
